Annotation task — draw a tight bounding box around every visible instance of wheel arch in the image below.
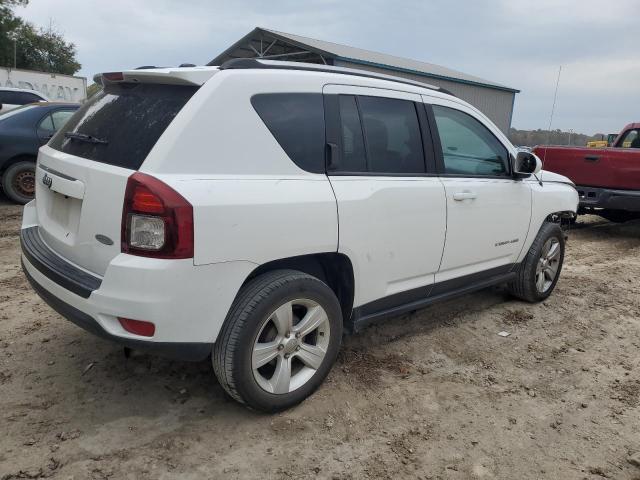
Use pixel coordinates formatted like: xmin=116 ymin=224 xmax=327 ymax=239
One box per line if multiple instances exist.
xmin=242 ymin=252 xmax=355 ymax=326
xmin=0 ymin=153 xmax=37 ymax=174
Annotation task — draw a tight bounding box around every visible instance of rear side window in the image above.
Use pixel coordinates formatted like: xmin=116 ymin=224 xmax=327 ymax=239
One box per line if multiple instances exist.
xmin=251 ymin=93 xmax=325 ymax=173
xmin=338 ymin=95 xmax=367 ymax=172
xmin=358 ymin=96 xmax=425 ymax=174
xmin=332 ymin=95 xmax=426 ymax=174
xmin=50 ymin=83 xmax=198 ymax=170
xmin=51 ymin=110 xmax=75 ymax=130
xmin=38 ymin=114 xmax=55 ymax=131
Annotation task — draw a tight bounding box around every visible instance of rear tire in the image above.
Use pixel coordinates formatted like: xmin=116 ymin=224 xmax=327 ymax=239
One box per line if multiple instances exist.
xmin=212 ymin=269 xmax=343 ymax=412
xmin=508 ymin=222 xmax=565 ymax=303
xmin=2 ymin=160 xmax=36 ymax=204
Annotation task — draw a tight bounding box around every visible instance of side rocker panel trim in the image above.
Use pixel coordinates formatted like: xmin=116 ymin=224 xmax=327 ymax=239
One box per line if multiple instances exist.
xmin=349 ymin=264 xmax=516 ymax=332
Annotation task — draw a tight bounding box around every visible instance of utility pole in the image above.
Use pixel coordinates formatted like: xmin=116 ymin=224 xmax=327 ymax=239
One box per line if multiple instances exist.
xmin=8 ymin=31 xmax=17 ymax=69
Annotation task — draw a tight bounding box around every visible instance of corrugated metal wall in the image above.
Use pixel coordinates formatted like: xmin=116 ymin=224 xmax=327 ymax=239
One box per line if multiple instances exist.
xmin=334 ymin=60 xmax=515 ymax=134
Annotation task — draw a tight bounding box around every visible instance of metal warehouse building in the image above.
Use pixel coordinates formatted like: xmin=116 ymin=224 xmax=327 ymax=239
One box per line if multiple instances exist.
xmin=209 ymin=27 xmax=519 ymax=133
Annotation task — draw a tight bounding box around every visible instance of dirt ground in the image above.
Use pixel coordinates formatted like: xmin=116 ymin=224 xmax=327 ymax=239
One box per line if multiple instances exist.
xmin=1 ymin=196 xmax=639 ymax=480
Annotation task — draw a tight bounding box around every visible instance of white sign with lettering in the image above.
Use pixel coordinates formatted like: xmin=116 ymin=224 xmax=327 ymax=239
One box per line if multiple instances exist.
xmin=0 ymin=68 xmax=87 ymax=102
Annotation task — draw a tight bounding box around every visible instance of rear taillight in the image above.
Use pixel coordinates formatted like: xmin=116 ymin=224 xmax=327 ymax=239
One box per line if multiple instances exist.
xmin=121 ymin=172 xmax=193 ymax=259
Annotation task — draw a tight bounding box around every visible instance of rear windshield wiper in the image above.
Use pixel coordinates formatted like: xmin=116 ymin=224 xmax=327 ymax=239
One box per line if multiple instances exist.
xmin=64 ymin=132 xmax=108 ymax=145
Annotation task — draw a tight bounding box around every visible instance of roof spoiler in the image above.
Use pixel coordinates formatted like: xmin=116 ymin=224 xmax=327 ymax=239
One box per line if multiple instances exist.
xmin=218 ymin=58 xmax=455 ymax=97
xmin=93 ymin=67 xmax=218 ymax=87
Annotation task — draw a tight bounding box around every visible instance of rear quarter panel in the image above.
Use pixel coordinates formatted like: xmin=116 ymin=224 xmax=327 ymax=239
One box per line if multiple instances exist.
xmin=161 ymin=175 xmax=339 ymax=266
xmin=143 ymin=70 xmax=340 ymax=266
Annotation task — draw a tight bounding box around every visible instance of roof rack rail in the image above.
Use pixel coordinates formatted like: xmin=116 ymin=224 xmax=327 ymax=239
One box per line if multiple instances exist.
xmin=218 ymin=58 xmax=455 ymax=97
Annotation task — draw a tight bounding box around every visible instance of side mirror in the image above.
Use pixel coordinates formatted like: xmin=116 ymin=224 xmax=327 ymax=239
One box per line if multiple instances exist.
xmin=513 ymin=151 xmax=542 ymax=177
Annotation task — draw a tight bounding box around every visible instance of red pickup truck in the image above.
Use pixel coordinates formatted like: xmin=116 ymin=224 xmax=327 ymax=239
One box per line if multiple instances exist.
xmin=533 ymin=123 xmax=640 ymax=222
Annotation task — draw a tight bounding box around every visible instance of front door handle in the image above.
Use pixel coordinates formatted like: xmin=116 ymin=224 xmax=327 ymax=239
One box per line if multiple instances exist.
xmin=453 ymin=191 xmax=477 ymax=201
xmin=584 ymin=155 xmax=600 ymax=162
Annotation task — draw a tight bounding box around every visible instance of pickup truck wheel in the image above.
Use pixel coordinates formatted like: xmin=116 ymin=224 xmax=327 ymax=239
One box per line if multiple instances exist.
xmin=508 ymin=222 xmax=565 ymax=303
xmin=212 ymin=269 xmax=343 ymax=412
xmin=2 ymin=160 xmax=36 ymax=204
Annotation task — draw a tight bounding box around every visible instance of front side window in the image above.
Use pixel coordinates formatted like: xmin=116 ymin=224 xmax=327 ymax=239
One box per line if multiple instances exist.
xmin=251 ymin=93 xmax=325 ymax=173
xmin=432 ymin=105 xmax=509 ymax=176
xmin=619 ymin=129 xmax=640 ymax=148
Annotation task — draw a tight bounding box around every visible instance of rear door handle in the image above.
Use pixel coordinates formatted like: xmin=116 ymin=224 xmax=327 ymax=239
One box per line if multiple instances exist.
xmin=325 ymin=142 xmax=338 ymax=170
xmin=453 ymin=191 xmax=477 ymax=201
xmin=584 ymin=155 xmax=600 ymax=162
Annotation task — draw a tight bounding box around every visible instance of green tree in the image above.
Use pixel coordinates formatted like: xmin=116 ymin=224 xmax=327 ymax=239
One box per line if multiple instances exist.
xmin=0 ymin=1 xmax=26 ymax=68
xmin=0 ymin=0 xmax=81 ymax=75
xmin=14 ymin=23 xmax=81 ymax=74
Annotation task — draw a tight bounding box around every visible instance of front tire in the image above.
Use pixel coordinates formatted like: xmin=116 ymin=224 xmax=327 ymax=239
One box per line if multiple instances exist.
xmin=212 ymin=270 xmax=343 ymax=412
xmin=2 ymin=160 xmax=36 ymax=204
xmin=508 ymin=222 xmax=565 ymax=303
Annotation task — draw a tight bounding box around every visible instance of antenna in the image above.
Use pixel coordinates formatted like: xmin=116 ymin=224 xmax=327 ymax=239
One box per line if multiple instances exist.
xmin=547 ymin=65 xmax=562 ymax=133
xmin=541 ymin=65 xmax=562 ymax=182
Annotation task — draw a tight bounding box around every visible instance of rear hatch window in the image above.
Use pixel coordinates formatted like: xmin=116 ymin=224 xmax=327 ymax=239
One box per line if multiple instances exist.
xmin=49 ymin=83 xmax=198 ymax=170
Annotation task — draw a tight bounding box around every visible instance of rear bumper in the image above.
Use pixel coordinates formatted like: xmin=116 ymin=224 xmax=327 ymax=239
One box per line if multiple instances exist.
xmin=20 ymin=207 xmax=257 ymax=360
xmin=22 ymin=262 xmax=210 ymax=361
xmin=577 ymin=185 xmax=640 ymax=212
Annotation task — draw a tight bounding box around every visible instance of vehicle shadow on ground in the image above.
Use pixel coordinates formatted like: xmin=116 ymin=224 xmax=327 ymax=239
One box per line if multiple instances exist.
xmin=569 ymin=216 xmax=640 ymax=240
xmin=30 ymin=284 xmax=511 ymax=427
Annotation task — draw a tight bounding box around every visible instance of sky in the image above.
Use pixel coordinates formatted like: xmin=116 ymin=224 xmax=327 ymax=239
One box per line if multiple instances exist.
xmin=17 ymin=0 xmax=640 ymax=134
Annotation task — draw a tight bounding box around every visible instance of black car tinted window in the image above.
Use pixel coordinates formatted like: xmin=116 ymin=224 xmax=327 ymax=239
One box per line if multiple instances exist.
xmin=358 ymin=96 xmax=425 ymax=174
xmin=17 ymin=92 xmax=42 ymax=104
xmin=251 ymin=93 xmax=325 ymax=173
xmin=0 ymin=91 xmax=41 ymax=105
xmin=337 ymin=95 xmax=367 ymax=172
xmin=432 ymin=105 xmax=509 ymax=176
xmin=49 ymin=83 xmax=198 ymax=170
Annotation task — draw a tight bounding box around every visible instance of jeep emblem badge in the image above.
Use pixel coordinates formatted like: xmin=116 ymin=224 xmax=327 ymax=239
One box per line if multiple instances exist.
xmin=42 ymin=173 xmax=52 ymax=189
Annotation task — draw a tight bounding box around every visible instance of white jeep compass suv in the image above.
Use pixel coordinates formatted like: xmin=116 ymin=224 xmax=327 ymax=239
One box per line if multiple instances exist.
xmin=20 ymin=59 xmax=578 ymax=411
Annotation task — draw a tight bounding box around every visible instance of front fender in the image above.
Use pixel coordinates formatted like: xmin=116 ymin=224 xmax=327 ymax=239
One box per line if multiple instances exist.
xmin=516 ymin=181 xmax=578 ymax=263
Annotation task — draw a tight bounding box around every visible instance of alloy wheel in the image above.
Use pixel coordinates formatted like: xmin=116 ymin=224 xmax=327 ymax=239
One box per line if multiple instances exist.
xmin=252 ymin=299 xmax=330 ymax=394
xmin=535 ymin=237 xmax=560 ymax=293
